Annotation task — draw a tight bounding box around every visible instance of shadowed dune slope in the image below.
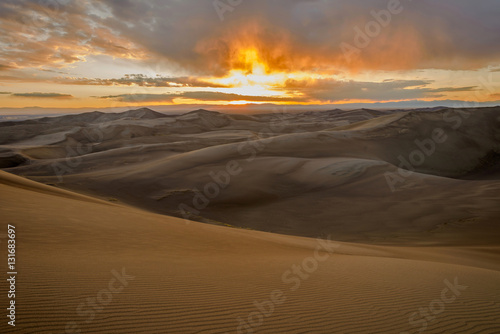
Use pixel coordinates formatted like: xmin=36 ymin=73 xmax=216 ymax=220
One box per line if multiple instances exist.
xmin=3 ymin=108 xmax=499 ymax=243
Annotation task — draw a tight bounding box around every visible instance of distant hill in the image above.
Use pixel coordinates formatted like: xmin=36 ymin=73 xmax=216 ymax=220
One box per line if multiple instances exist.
xmin=116 ymin=108 xmax=169 ymax=120
xmin=33 ymin=108 xmax=169 ymax=124
xmin=183 ymin=109 xmax=221 ymax=116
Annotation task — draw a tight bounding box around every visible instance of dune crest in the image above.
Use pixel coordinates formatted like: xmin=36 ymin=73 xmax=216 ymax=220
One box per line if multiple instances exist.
xmin=3 ymin=107 xmax=499 ymax=244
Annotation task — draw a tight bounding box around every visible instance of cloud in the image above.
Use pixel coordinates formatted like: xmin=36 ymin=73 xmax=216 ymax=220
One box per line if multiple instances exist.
xmin=181 ymin=91 xmax=302 ymax=102
xmin=278 ymin=78 xmax=477 ymax=102
xmin=98 ymin=91 xmax=302 ymax=103
xmin=1 ymin=0 xmax=500 ymax=76
xmin=55 ymin=74 xmax=229 ymax=88
xmin=96 ymin=0 xmax=500 ymax=74
xmin=0 ymin=0 xmax=148 ymax=70
xmin=95 ymin=78 xmax=479 ymax=103
xmin=0 ymin=74 xmax=43 ymax=82
xmin=427 ymin=86 xmax=477 ymax=93
xmin=98 ymin=93 xmax=177 ymax=103
xmin=12 ymin=92 xmax=74 ymax=99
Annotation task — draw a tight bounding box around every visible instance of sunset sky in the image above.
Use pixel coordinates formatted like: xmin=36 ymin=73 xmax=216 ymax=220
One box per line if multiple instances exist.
xmin=0 ymin=0 xmax=500 ymax=113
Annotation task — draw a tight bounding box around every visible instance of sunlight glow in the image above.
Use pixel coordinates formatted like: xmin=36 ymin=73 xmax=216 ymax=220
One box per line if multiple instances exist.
xmin=207 ymin=48 xmax=319 ymax=99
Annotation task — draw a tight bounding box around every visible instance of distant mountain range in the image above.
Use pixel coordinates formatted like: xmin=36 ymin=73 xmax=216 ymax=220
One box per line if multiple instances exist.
xmin=1 ymin=99 xmax=499 ymax=118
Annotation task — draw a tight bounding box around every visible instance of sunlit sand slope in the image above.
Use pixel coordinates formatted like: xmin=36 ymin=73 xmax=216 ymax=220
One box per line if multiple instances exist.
xmin=1 ymin=171 xmax=499 ymax=333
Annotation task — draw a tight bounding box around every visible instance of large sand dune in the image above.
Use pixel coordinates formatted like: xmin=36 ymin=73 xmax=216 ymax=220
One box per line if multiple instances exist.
xmin=1 ymin=107 xmax=499 ymax=333
xmin=3 ymin=107 xmax=499 ymax=244
xmin=1 ymin=170 xmax=500 ymax=333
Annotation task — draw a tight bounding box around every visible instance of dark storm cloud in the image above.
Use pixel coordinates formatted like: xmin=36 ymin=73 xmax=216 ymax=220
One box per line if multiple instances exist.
xmin=96 ymin=0 xmax=500 ymax=73
xmin=1 ymin=0 xmax=499 ymax=75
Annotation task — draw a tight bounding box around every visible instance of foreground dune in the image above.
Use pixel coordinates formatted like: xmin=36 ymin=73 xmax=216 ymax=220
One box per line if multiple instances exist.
xmin=1 ymin=171 xmax=499 ymax=333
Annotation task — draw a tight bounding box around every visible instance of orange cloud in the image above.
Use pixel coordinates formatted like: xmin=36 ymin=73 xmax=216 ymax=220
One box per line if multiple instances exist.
xmin=194 ymin=21 xmax=335 ymax=76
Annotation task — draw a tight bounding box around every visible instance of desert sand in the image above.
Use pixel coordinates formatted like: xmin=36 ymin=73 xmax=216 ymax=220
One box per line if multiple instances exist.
xmin=2 ymin=107 xmax=500 ymax=243
xmin=1 ymin=107 xmax=500 ymax=333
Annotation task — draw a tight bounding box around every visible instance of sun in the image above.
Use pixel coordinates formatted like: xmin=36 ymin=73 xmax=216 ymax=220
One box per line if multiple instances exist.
xmin=209 ymin=49 xmax=286 ymax=91
xmin=204 ymin=48 xmax=321 ymax=102
xmin=228 ymin=48 xmax=283 ymax=84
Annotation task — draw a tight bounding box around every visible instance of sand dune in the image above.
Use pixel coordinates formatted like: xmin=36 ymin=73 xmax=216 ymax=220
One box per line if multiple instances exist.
xmin=1 ymin=170 xmax=500 ymax=333
xmin=4 ymin=107 xmax=499 ymax=244
xmin=1 ymin=107 xmax=500 ymax=333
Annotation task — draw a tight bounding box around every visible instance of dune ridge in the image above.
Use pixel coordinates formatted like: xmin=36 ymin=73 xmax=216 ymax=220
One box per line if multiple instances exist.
xmin=3 ymin=107 xmax=499 ymax=244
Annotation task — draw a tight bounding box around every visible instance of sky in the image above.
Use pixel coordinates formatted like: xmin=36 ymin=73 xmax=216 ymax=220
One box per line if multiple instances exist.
xmin=0 ymin=0 xmax=500 ymax=114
